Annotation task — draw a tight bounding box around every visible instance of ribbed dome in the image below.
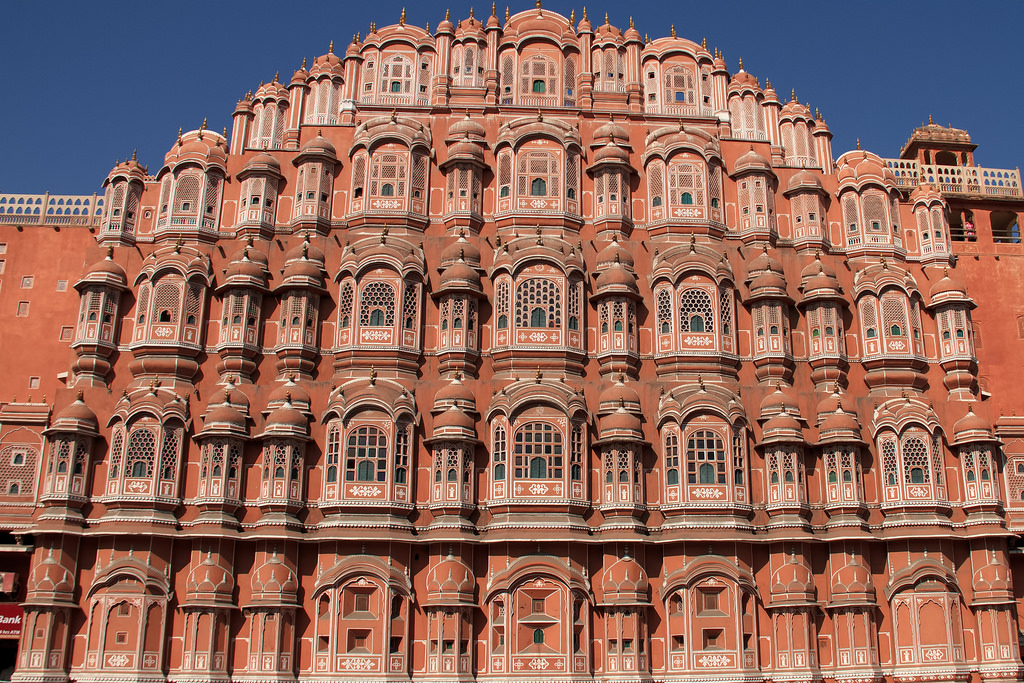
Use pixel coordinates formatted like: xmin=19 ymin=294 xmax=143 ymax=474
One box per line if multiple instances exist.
xmin=787 ymin=169 xmax=824 ymax=193
xmin=298 ymin=132 xmax=337 ymax=159
xmin=770 ymin=555 xmax=816 ymax=604
xmin=594 ymin=119 xmax=630 ymax=143
xmin=602 ymin=555 xmax=649 ymax=604
xmin=425 ymin=552 xmax=475 ymax=606
xmin=264 ymin=401 xmax=309 ymax=433
xmin=928 ymin=269 xmax=969 ymax=302
xmin=268 ymin=376 xmax=311 ymax=409
xmin=223 ymin=244 xmax=270 ymax=288
xmin=29 ymin=551 xmax=74 ymax=596
xmin=439 ymin=260 xmax=482 ymax=289
xmin=243 ymin=152 xmax=281 ymax=174
xmin=734 ymin=147 xmax=772 ymax=174
xmin=81 ymin=250 xmax=127 ymax=288
xmin=830 ymin=558 xmax=874 ymax=604
xmin=595 ymin=237 xmax=634 ymax=269
xmin=435 ymin=376 xmax=476 ymax=408
xmin=952 ymin=404 xmax=994 ymax=445
xmin=594 ymin=262 xmax=639 ymax=294
xmin=448 ymin=112 xmax=486 ymax=140
xmin=601 ymin=406 xmax=642 ymax=434
xmin=760 ymin=383 xmax=797 ymax=419
xmin=434 ymin=403 xmax=476 ymax=431
xmin=599 ymin=379 xmax=641 ymax=412
xmin=186 ymin=554 xmax=234 ymax=604
xmin=440 ymin=233 xmax=481 ymax=267
xmin=52 ymin=394 xmax=99 ymax=432
xmin=250 ymin=552 xmax=298 ymax=602
xmin=204 ymin=402 xmax=247 ymax=432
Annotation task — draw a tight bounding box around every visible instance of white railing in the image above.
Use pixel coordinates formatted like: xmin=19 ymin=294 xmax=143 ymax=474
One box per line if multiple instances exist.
xmin=0 ymin=193 xmax=104 ymax=226
xmin=883 ymin=159 xmax=1022 ymax=198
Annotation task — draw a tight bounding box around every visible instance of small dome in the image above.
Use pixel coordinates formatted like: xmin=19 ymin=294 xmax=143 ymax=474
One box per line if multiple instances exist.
xmin=250 ymin=552 xmax=299 ymax=603
xmin=434 ymin=404 xmax=476 ymax=431
xmin=910 ymin=183 xmax=944 ymax=206
xmin=952 ymin=404 xmax=994 ymax=445
xmin=831 ymin=558 xmax=874 ymax=604
xmin=223 ymin=244 xmax=270 ymax=288
xmin=594 ymin=119 xmax=630 ymax=143
xmin=186 ymin=554 xmax=234 ymax=604
xmin=592 ymin=141 xmax=632 ymax=165
xmin=760 ymin=383 xmax=797 ymax=419
xmin=599 ymin=379 xmax=640 ymax=412
xmin=787 ymin=170 xmax=824 ymax=193
xmin=243 ymin=152 xmax=282 ymax=174
xmin=283 ymin=236 xmax=325 ymax=265
xmin=80 ymin=250 xmax=128 ymax=288
xmin=448 ymin=112 xmax=486 ymax=140
xmin=760 ymin=405 xmax=803 ymax=445
xmin=51 ymin=394 xmax=99 ymax=433
xmin=749 ymin=268 xmax=788 ymax=296
xmin=729 ymin=69 xmax=760 ymax=90
xmin=281 ymin=257 xmax=325 ymax=283
xmin=435 ymin=376 xmax=476 ymax=409
xmin=746 ymin=246 xmax=783 ymax=276
xmin=818 ymin=403 xmax=863 ymax=444
xmin=734 ymin=147 xmax=772 ymax=174
xmin=594 ymin=262 xmax=639 ymax=294
xmin=425 ymin=552 xmax=475 ymax=606
xmin=298 ymin=132 xmax=337 ymax=159
xmin=602 ymin=555 xmax=649 ymax=604
xmin=203 ymin=403 xmax=247 ymax=433
xmin=928 ymin=269 xmax=969 ymax=303
xmin=440 ymin=233 xmax=481 ymax=267
xmin=770 ymin=555 xmax=816 ymax=604
xmin=973 ymin=555 xmax=1012 ymax=600
xmin=264 ymin=402 xmax=309 ymax=434
xmin=29 ymin=551 xmax=74 ymax=597
xmin=601 ymin=406 xmax=642 ymax=435
xmin=595 ymin=238 xmax=634 ymax=269
xmin=268 ymin=376 xmax=311 ymax=409
xmin=439 ymin=260 xmax=482 ymax=289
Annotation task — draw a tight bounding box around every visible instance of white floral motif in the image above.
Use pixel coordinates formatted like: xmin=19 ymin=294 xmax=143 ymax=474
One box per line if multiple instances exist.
xmin=340 ymin=657 xmax=376 ymax=670
xmin=923 ymin=648 xmax=945 ymax=661
xmin=528 ymin=658 xmax=550 ymax=670
xmin=106 ymin=654 xmax=130 ymax=667
xmin=683 ymin=335 xmax=715 ymax=346
xmin=698 ymin=654 xmax=731 ymax=667
xmin=690 ymin=487 xmax=724 ymax=499
xmin=349 ymin=485 xmax=382 ymax=497
xmin=528 ymin=483 xmax=549 ymax=495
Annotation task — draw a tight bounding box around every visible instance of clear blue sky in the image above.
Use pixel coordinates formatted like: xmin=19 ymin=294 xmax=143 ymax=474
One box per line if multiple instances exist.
xmin=1 ymin=1 xmax=1021 ymax=195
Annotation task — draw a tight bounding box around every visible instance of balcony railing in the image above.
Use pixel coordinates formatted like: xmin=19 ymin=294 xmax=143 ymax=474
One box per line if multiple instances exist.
xmin=883 ymin=159 xmax=1023 ymax=198
xmin=0 ymin=193 xmax=103 ymax=226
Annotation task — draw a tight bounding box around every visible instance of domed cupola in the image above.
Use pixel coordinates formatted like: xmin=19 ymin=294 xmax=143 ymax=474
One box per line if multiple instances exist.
xmin=601 ymin=553 xmax=650 ymax=605
xmin=185 ymin=552 xmax=235 ymax=607
xmin=155 ymin=124 xmax=228 ymax=243
xmin=593 ymin=237 xmax=640 ymax=377
xmin=589 ymin=118 xmax=636 ymax=237
xmin=100 ymin=152 xmax=148 ymax=245
xmin=769 ymin=551 xmax=816 ymax=606
xmin=425 ymin=551 xmax=476 ymax=606
xmin=26 ymin=548 xmax=76 ymax=604
xmin=248 ymin=550 xmax=299 ymax=606
xmin=829 ymin=556 xmax=875 ymax=606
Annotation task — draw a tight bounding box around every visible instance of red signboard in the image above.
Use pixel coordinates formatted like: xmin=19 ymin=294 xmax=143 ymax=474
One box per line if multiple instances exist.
xmin=0 ymin=604 xmax=23 ymax=639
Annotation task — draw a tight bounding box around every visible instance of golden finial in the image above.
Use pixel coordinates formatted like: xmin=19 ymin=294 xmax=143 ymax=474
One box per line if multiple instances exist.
xmin=491 ymin=2 xmax=496 ymax=16
xmin=505 ymin=6 xmax=510 ymax=21
xmin=352 ymin=33 xmax=358 ymax=44
xmin=398 ymin=7 xmax=406 ymax=24
xmin=328 ymin=39 xmax=334 ymax=53
xmin=880 ymin=256 xmax=888 ymax=270
xmin=273 ymin=71 xmax=279 ymax=83
xmin=856 ymin=138 xmax=861 ymax=150
xmin=738 ymin=57 xmax=743 ymax=70
xmin=604 ymin=12 xmax=609 ymax=24
xmin=177 ymin=127 xmax=183 ymax=145
xmin=582 ymin=6 xmax=588 ymax=20
xmin=644 ymin=33 xmax=649 ymax=44
xmin=425 ymin=20 xmax=430 ymax=32
xmin=670 ymin=24 xmax=676 ymax=38
xmin=356 ymin=32 xmax=361 ymax=43
xmin=689 ymin=233 xmax=697 ymax=253
xmin=302 ymin=57 xmax=307 ymax=68
xmin=928 ymin=113 xmax=934 ymax=125
xmin=815 ymin=107 xmax=820 ymax=119
xmin=369 ymin=366 xmax=377 ymax=385
xmin=697 ymin=375 xmax=705 ymax=391
xmin=106 ymin=245 xmax=114 ymax=259
xmin=537 ymin=108 xmax=543 ymax=122
xmin=791 ymin=88 xmax=796 ymax=101
xmin=535 ymin=368 xmax=543 ymax=383
xmin=222 ymin=126 xmax=227 ymax=137
xmin=701 ymin=36 xmax=706 ymax=49
xmin=469 ymin=7 xmax=474 ymax=19
xmin=391 ymin=108 xmax=398 ymax=122
xmin=630 ymin=16 xmax=635 ymax=29
xmin=765 ymin=78 xmax=771 ymax=89
xmin=446 ymin=7 xmax=451 ymax=20
xmin=535 ymin=0 xmax=541 ymax=8
xmin=570 ymin=9 xmax=574 ymax=24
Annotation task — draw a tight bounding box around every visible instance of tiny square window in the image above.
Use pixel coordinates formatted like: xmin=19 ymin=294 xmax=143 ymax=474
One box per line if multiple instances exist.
xmin=354 ymin=593 xmax=369 ymax=612
xmin=180 ymin=201 xmax=191 ymax=212
xmin=59 ymin=326 xmax=73 ymax=341
xmin=0 ymin=243 xmax=7 ymax=254
xmin=16 ymin=301 xmax=29 ymax=317
xmin=56 ymin=280 xmax=68 ymax=291
xmin=20 ymin=276 xmax=33 ymax=289
xmin=115 ymin=632 xmax=128 ymax=644
xmin=532 ymin=598 xmax=545 ymax=614
xmin=808 ymin=212 xmax=816 ymax=221
xmin=28 ymin=377 xmax=40 ymax=390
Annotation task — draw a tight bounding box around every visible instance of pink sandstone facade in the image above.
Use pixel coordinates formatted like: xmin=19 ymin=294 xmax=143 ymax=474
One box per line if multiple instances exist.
xmin=1 ymin=5 xmax=1024 ymax=683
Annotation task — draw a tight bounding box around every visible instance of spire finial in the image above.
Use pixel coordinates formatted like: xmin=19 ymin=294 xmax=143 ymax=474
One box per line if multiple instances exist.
xmin=536 ymin=368 xmax=542 ymax=383
xmin=302 ymin=56 xmax=307 ymax=69
xmin=738 ymin=57 xmax=743 ymax=70
xmin=505 ymin=6 xmax=510 ymax=21
xmin=446 ymin=7 xmax=451 ymax=20
xmin=856 ymin=138 xmax=861 ymax=150
xmin=177 ymin=127 xmax=183 ymax=145
xmin=701 ymin=36 xmax=706 ymax=49
xmin=570 ymin=9 xmax=575 ymax=25
xmin=400 ymin=7 xmax=406 ymax=25
xmin=131 ymin=148 xmax=137 ymax=161
xmin=391 ymin=108 xmax=398 ymax=122
xmin=535 ymin=0 xmax=541 ymax=9
xmin=604 ymin=12 xmax=609 ymax=24
xmin=328 ymin=39 xmax=334 ymax=53
xmin=929 ymin=113 xmax=934 ymax=125
xmin=369 ymin=366 xmax=377 ymax=385
xmin=582 ymin=6 xmax=588 ymax=20
xmin=537 ymin=108 xmax=543 ymax=122
xmin=630 ymin=16 xmax=635 ymax=28
xmin=273 ymin=71 xmax=279 ymax=83
xmin=469 ymin=7 xmax=475 ymax=19
xmin=670 ymin=24 xmax=676 ymax=38
xmin=791 ymin=88 xmax=796 ymax=102
xmin=491 ymin=3 xmax=496 ymax=16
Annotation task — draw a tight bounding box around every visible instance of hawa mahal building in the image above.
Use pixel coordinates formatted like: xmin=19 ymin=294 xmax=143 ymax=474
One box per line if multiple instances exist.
xmin=2 ymin=5 xmax=1024 ymax=683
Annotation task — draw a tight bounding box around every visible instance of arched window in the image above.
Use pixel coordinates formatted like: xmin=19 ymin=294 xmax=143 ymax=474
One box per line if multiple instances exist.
xmin=513 ymin=422 xmax=563 ymax=479
xmin=359 ymin=282 xmax=396 ymax=328
xmin=679 ymin=288 xmax=715 ymax=334
xmin=687 ymin=430 xmax=726 ymax=485
xmin=515 ymin=278 xmax=561 ymax=330
xmin=530 ymin=178 xmax=547 ymax=196
xmin=345 ymin=426 xmax=388 ymax=482
xmin=665 ymin=431 xmax=680 ymax=485
xmin=381 ymin=183 xmax=394 ymax=196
